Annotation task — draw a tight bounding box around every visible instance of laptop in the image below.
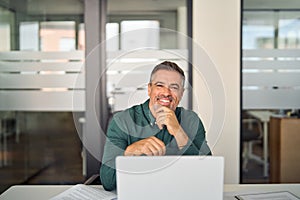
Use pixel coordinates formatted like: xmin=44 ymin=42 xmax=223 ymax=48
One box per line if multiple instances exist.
xmin=116 ymin=156 xmax=224 ymax=200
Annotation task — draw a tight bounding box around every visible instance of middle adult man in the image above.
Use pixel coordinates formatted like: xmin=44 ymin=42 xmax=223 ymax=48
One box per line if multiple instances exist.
xmin=100 ymin=61 xmax=211 ymax=191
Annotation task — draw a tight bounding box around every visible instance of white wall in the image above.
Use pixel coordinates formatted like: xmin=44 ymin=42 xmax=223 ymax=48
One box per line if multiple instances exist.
xmin=193 ymin=0 xmax=240 ymax=183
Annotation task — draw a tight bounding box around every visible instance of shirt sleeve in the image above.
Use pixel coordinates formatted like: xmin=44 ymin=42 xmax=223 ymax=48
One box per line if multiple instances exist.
xmin=100 ymin=116 xmax=128 ymax=191
xmin=179 ymin=111 xmax=212 ymax=156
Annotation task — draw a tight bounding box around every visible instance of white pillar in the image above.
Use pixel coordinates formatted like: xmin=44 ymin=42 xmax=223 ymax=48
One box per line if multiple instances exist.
xmin=177 ymin=6 xmax=187 ymax=49
xmin=193 ymin=0 xmax=241 ymax=184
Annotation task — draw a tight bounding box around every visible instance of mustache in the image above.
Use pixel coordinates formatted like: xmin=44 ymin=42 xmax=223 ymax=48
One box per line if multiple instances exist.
xmin=155 ymin=95 xmax=174 ymax=102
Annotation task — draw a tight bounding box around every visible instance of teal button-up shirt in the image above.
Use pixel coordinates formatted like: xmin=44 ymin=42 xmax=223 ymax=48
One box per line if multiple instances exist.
xmin=100 ymin=99 xmax=211 ymax=191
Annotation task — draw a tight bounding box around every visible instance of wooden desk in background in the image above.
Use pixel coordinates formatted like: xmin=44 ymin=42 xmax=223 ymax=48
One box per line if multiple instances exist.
xmin=270 ymin=117 xmax=300 ymax=183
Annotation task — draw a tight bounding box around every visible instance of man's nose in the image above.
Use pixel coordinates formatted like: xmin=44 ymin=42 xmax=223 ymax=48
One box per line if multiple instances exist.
xmin=161 ymin=86 xmax=172 ymax=94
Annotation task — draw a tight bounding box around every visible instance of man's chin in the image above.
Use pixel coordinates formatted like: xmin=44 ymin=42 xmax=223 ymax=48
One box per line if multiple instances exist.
xmin=159 ymin=103 xmax=177 ymax=111
xmin=150 ymin=100 xmax=177 ymax=111
xmin=158 ymin=102 xmax=171 ymax=108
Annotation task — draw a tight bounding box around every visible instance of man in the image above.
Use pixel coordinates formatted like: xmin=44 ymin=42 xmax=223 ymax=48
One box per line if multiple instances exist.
xmin=100 ymin=61 xmax=211 ymax=191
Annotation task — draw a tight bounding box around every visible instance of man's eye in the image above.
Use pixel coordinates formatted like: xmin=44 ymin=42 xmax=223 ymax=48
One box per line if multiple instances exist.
xmin=170 ymin=86 xmax=179 ymax=90
xmin=156 ymin=84 xmax=163 ymax=87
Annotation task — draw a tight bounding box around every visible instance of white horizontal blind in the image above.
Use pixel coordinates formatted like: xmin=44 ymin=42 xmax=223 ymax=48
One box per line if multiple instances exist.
xmin=243 ymin=49 xmax=300 ymax=109
xmin=0 ymin=51 xmax=85 ymax=111
xmin=0 ymin=50 xmax=188 ymax=112
xmin=106 ymin=49 xmax=189 ymax=111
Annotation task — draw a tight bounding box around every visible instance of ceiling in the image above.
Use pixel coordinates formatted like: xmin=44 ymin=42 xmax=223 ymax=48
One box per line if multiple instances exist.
xmin=0 ymin=0 xmax=186 ymax=15
xmin=2 ymin=0 xmax=300 ymax=16
xmin=108 ymin=0 xmax=185 ymax=13
xmin=244 ymin=0 xmax=300 ymax=10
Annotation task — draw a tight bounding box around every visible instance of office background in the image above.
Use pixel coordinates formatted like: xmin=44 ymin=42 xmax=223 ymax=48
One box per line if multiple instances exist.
xmin=1 ymin=0 xmax=299 ymax=193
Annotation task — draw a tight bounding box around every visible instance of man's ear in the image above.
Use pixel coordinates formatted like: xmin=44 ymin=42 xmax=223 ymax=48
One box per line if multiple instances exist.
xmin=147 ymin=83 xmax=151 ymax=97
xmin=179 ymin=88 xmax=185 ymax=100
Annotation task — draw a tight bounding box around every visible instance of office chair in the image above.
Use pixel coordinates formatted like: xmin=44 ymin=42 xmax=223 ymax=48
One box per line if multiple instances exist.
xmin=242 ymin=118 xmax=264 ymax=172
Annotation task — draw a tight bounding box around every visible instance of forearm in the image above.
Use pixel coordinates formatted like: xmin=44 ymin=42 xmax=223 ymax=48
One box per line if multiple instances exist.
xmin=100 ymin=163 xmax=116 ymax=191
xmin=180 ymin=140 xmax=212 ymax=155
xmin=176 ymin=125 xmax=211 ymax=155
xmin=173 ymin=126 xmax=188 ymax=149
xmin=100 ymin=140 xmax=125 ymax=191
xmin=100 ymin=116 xmax=129 ymax=191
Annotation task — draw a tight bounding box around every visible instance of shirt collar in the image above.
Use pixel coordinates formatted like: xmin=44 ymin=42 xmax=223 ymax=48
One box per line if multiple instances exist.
xmin=142 ymin=99 xmax=156 ymax=126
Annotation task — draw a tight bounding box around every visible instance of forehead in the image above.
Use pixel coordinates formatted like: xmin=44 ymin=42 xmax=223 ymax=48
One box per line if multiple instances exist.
xmin=151 ymin=70 xmax=182 ymax=84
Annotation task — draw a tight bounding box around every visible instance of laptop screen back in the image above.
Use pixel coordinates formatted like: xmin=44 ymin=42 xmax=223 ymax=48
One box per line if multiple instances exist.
xmin=116 ymin=156 xmax=224 ymax=200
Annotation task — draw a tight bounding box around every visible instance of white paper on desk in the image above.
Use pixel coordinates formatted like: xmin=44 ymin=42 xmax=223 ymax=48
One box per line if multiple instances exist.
xmin=235 ymin=191 xmax=299 ymax=200
xmin=49 ymin=184 xmax=117 ymax=200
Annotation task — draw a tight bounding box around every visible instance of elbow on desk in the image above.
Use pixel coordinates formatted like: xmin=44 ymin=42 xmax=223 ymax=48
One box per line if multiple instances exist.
xmin=100 ymin=164 xmax=117 ymax=191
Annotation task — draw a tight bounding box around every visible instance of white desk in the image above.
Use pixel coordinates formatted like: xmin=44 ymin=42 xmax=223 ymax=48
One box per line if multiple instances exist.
xmin=1 ymin=184 xmax=300 ymax=200
xmin=247 ymin=110 xmax=274 ymax=177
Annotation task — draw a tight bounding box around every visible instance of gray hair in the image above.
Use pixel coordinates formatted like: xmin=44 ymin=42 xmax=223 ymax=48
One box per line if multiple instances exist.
xmin=149 ymin=61 xmax=185 ymax=87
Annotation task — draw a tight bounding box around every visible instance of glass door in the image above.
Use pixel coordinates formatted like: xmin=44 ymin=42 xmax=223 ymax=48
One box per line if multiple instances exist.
xmin=106 ymin=0 xmax=191 ymax=112
xmin=0 ymin=0 xmax=85 ymax=192
xmin=242 ymin=0 xmax=300 ymax=183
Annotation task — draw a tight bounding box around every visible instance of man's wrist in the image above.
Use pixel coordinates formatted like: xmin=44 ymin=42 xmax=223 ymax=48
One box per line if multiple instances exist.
xmin=174 ymin=127 xmax=188 ymax=148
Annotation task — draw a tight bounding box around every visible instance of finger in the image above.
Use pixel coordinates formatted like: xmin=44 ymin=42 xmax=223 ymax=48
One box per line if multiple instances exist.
xmin=150 ymin=141 xmax=164 ymax=156
xmin=141 ymin=145 xmax=154 ymax=156
xmin=142 ymin=140 xmax=160 ymax=156
xmin=150 ymin=137 xmax=166 ymax=155
xmin=153 ymin=103 xmax=162 ymax=112
xmin=140 ymin=137 xmax=162 ymax=156
xmin=156 ymin=111 xmax=173 ymax=123
xmin=156 ymin=121 xmax=164 ymax=130
xmin=155 ymin=107 xmax=166 ymax=116
xmin=140 ymin=139 xmax=161 ymax=156
xmin=157 ymin=117 xmax=170 ymax=131
xmin=156 ymin=113 xmax=167 ymax=128
xmin=155 ymin=117 xmax=164 ymax=130
xmin=158 ymin=111 xmax=178 ymax=127
xmin=152 ymin=137 xmax=166 ymax=148
xmin=155 ymin=142 xmax=166 ymax=156
xmin=146 ymin=144 xmax=164 ymax=156
xmin=156 ymin=105 xmax=169 ymax=111
xmin=125 ymin=145 xmax=143 ymax=156
xmin=147 ymin=144 xmax=160 ymax=156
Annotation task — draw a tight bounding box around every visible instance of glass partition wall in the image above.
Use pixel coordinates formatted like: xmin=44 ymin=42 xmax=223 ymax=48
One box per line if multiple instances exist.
xmin=82 ymin=0 xmax=191 ymax=180
xmin=0 ymin=0 xmax=85 ymax=193
xmin=106 ymin=0 xmax=190 ymax=113
xmin=0 ymin=0 xmax=190 ymax=192
xmin=241 ymin=0 xmax=300 ymax=183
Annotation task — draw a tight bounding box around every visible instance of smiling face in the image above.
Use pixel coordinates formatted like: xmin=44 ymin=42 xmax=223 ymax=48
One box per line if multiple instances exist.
xmin=148 ymin=69 xmax=184 ymax=117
